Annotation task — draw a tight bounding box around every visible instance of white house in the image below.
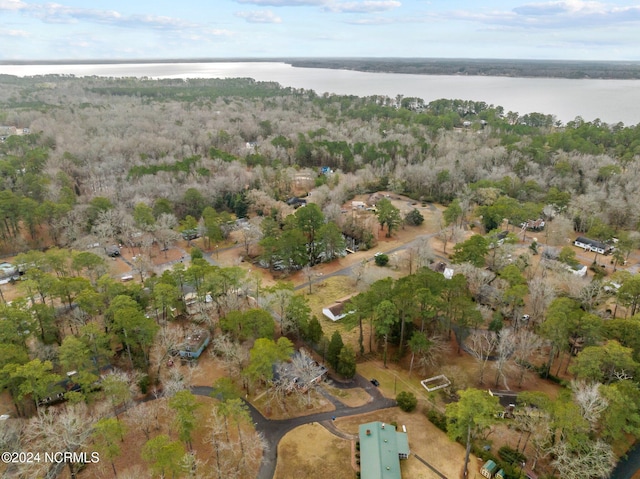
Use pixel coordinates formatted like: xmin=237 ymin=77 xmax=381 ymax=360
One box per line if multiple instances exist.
xmin=322 ymin=303 xmax=354 ymax=322
xmin=565 ymin=263 xmax=587 ymax=277
xmin=574 ymin=236 xmax=613 ymax=255
xmin=322 ymin=294 xmax=356 ymax=321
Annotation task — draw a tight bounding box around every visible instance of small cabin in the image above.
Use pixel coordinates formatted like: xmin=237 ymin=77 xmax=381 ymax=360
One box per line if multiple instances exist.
xmin=178 ymin=329 xmax=210 ymax=359
xmin=495 ymin=469 xmax=506 ymax=479
xmin=481 ymin=460 xmax=498 ymax=478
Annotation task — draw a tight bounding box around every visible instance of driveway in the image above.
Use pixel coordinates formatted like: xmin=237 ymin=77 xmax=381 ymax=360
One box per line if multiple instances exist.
xmin=192 ymin=372 xmax=396 ymax=479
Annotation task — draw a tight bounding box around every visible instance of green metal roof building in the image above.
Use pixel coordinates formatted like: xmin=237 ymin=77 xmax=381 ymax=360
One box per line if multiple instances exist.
xmin=359 ymin=421 xmax=410 ymax=479
xmin=481 ymin=460 xmax=498 ymax=478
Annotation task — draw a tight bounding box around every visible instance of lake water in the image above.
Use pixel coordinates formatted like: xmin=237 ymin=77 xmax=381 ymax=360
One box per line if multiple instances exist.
xmin=3 ymin=58 xmax=640 ymax=473
xmin=1 ymin=61 xmax=639 ymax=126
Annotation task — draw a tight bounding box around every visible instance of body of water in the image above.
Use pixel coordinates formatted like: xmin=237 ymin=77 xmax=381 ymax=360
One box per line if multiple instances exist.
xmin=3 ymin=59 xmax=640 ymax=475
xmin=1 ymin=61 xmax=639 ymax=126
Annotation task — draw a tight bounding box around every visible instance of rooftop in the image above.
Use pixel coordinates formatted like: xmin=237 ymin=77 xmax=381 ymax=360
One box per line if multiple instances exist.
xmin=359 ymin=421 xmax=409 ymax=479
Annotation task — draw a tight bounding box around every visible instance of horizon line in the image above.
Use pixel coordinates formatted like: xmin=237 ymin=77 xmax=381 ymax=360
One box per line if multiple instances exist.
xmin=3 ymin=57 xmax=640 ymax=66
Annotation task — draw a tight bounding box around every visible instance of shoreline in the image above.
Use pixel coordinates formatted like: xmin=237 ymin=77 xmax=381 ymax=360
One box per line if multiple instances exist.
xmin=2 ymin=58 xmax=640 ymax=81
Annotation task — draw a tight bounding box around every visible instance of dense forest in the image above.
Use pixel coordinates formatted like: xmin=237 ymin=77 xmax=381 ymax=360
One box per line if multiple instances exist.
xmin=286 ymin=58 xmax=640 ymax=79
xmin=1 ymin=73 xmax=640 ymax=254
xmin=2 ymin=74 xmax=640 ymax=479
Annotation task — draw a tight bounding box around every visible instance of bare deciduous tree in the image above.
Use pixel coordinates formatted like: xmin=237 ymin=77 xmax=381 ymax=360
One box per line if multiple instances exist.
xmin=238 ymin=218 xmax=263 ymax=258
xmin=545 ymin=214 xmax=574 ymax=247
xmin=163 ymin=366 xmax=195 ymax=398
xmin=494 ymin=328 xmax=516 ymax=390
xmin=210 ymin=333 xmax=249 ymax=376
xmin=126 ymin=400 xmax=162 ymax=441
xmin=206 ymin=404 xmax=265 ymax=479
xmin=149 ymin=326 xmax=183 ymax=380
xmin=414 ymin=335 xmax=450 ymax=375
xmin=513 ymin=329 xmax=543 ymax=387
xmin=548 ymin=439 xmax=616 ymax=479
xmin=466 ymin=330 xmax=499 ymax=385
xmin=131 ymin=253 xmax=153 ymax=283
xmin=571 ymin=380 xmax=609 ymax=429
xmin=351 ymin=259 xmax=368 ymax=288
xmin=528 ymin=275 xmax=556 ymax=326
xmin=405 ymin=236 xmax=434 ymax=274
xmin=154 ymin=213 xmax=181 ymax=258
xmin=23 ymin=403 xmax=97 ymax=479
xmin=288 ymin=348 xmax=326 ymax=406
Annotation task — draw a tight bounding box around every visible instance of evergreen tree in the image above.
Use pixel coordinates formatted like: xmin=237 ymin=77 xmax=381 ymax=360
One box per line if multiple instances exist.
xmin=337 ymin=345 xmax=357 ymax=378
xmin=327 ymin=331 xmax=344 ymax=370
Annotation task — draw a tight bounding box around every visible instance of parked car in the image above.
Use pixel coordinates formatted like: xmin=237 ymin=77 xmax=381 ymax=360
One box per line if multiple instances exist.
xmin=370 ymin=378 xmax=380 ymax=387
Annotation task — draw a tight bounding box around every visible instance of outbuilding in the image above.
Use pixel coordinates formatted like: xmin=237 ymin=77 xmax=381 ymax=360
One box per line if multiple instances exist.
xmin=481 ymin=460 xmax=498 ymax=478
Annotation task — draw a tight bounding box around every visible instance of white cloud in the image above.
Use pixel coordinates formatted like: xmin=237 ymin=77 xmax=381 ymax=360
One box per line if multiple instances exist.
xmin=514 ymin=0 xmax=608 ymax=16
xmin=0 ymin=29 xmax=29 ymax=37
xmin=235 ymin=0 xmax=325 ymax=5
xmin=326 ymin=1 xmax=401 ymax=13
xmin=235 ymin=10 xmax=282 ymax=23
xmin=0 ymin=1 xmax=217 ymax=32
xmin=0 ymin=0 xmax=27 ymax=11
xmin=31 ymin=5 xmax=198 ymax=30
xmin=435 ymin=0 xmax=640 ymax=31
xmin=346 ymin=17 xmax=395 ymax=24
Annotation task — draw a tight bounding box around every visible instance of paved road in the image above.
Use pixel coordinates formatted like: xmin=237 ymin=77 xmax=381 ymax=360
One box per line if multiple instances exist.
xmin=293 ymin=232 xmax=446 ymax=292
xmin=193 ymin=373 xmax=396 ymax=479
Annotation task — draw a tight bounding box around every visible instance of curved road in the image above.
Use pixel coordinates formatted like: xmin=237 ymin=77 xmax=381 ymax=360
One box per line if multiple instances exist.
xmin=293 ymin=231 xmax=446 ymax=292
xmin=193 ymin=373 xmax=396 ymax=479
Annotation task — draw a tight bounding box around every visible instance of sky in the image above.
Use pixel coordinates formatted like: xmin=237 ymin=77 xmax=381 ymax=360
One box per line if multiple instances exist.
xmin=1 ymin=0 xmax=639 ymax=61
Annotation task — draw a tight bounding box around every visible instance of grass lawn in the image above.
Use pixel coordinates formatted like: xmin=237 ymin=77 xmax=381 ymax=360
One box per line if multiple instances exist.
xmin=357 ymin=360 xmax=434 ymax=402
xmin=275 ymin=406 xmax=482 ymax=479
xmin=337 ymin=409 xmax=481 ymax=479
xmin=275 ymin=423 xmax=353 ymax=479
xmin=320 ymin=382 xmax=372 ymax=407
xmin=301 ymin=275 xmax=353 ymax=326
xmin=298 ymin=276 xmax=367 ymax=353
xmin=252 ymin=386 xmax=335 ymax=420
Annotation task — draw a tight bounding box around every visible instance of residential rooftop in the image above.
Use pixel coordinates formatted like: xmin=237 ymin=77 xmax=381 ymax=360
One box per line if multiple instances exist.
xmin=359 ymin=421 xmax=409 ymax=479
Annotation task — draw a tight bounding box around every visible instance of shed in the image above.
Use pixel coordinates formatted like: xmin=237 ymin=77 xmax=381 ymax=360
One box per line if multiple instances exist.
xmin=495 ymin=469 xmax=506 ymax=479
xmin=481 ymin=460 xmax=498 ymax=478
xmin=443 ymin=267 xmax=454 ymax=280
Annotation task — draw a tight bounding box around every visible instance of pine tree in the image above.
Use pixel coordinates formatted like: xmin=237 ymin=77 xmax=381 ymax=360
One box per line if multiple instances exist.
xmin=327 ymin=331 xmax=344 ymax=370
